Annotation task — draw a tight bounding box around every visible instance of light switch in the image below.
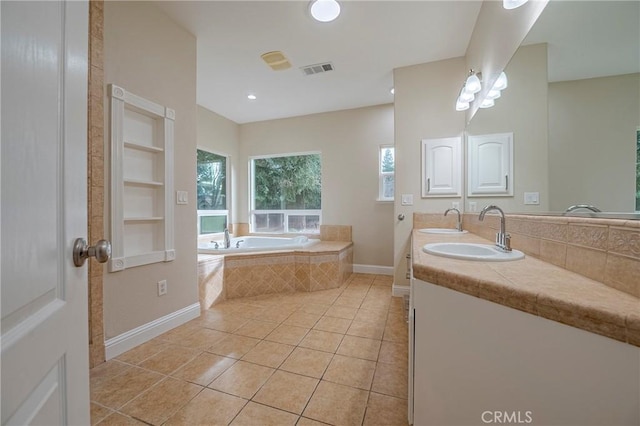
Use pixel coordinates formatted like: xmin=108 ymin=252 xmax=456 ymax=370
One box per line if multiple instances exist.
xmin=176 ymin=190 xmax=188 ymax=205
xmin=524 ymin=192 xmax=540 ymax=205
xmin=401 ymin=194 xmax=414 ymax=206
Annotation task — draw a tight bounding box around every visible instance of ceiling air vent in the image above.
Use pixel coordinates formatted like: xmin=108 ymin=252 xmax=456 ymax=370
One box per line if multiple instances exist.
xmin=261 ymin=51 xmax=291 ymax=71
xmin=301 ymin=62 xmax=334 ymax=76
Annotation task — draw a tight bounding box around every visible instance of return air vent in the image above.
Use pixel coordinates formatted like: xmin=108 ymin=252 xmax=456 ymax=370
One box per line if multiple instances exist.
xmin=301 ymin=62 xmax=334 ymax=76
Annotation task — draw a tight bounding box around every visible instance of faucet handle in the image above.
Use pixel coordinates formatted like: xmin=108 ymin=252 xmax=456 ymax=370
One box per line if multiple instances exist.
xmin=504 ymin=233 xmax=511 ymax=251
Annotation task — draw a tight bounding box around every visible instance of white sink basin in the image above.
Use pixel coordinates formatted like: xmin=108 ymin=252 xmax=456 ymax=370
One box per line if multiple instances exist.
xmin=418 ymin=228 xmax=468 ymax=235
xmin=423 ymin=242 xmax=525 ymax=261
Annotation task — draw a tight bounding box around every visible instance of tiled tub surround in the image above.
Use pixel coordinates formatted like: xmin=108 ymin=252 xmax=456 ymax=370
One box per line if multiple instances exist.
xmin=198 ymin=242 xmax=353 ymax=310
xmin=411 ymin=228 xmax=640 ymax=347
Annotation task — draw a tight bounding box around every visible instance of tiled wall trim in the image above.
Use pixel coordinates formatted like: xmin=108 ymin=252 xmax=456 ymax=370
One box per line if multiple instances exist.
xmin=88 ymin=0 xmax=105 ymax=368
xmin=417 ymin=213 xmax=640 ymax=298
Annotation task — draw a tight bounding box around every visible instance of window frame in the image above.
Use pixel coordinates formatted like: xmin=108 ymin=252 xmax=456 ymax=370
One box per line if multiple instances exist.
xmin=196 ymin=148 xmax=230 ymax=236
xmin=249 ymin=151 xmax=322 ymax=234
xmin=378 ymin=144 xmax=395 ymax=201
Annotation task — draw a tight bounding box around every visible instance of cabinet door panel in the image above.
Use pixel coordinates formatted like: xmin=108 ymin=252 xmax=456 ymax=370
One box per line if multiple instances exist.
xmin=468 ymin=133 xmax=513 ymax=196
xmin=421 ymin=137 xmax=462 ymax=197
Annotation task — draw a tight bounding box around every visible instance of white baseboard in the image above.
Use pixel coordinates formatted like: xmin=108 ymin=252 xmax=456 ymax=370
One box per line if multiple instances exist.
xmin=392 ymin=283 xmax=410 ymax=297
xmin=352 ymin=264 xmax=393 ymax=275
xmin=105 ymin=302 xmax=200 ymax=360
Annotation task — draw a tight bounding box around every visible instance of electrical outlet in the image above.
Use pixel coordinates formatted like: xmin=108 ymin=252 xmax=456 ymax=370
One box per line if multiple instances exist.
xmin=158 ymin=280 xmax=167 ymax=296
xmin=469 ymin=201 xmax=477 ymax=212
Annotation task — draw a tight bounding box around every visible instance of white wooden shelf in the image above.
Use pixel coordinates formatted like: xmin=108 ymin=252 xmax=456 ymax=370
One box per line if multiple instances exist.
xmin=124 ymin=217 xmax=164 ymax=222
xmin=124 ymin=141 xmax=164 ymax=153
xmin=108 ymin=84 xmax=175 ymax=273
xmin=123 ymin=179 xmax=164 ymax=187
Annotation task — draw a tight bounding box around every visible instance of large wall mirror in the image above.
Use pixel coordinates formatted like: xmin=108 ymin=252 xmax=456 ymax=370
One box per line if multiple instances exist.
xmin=466 ymin=0 xmax=640 ymax=219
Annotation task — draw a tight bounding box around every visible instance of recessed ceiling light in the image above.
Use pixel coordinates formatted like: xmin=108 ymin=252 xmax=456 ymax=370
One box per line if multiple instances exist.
xmin=247 ymin=94 xmax=257 ymax=100
xmin=310 ymin=0 xmax=341 ymax=23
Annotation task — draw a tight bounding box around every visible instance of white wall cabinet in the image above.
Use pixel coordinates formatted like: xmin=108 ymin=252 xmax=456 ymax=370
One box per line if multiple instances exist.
xmin=421 ymin=137 xmax=462 ymax=198
xmin=467 ymin=132 xmax=513 ymax=197
xmin=108 ymin=84 xmax=175 ymax=272
xmin=410 ymin=279 xmax=640 ymax=425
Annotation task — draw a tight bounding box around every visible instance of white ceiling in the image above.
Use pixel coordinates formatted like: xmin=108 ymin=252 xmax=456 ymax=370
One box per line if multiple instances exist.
xmin=156 ymin=1 xmax=639 ymax=125
xmin=156 ymin=1 xmax=483 ymax=124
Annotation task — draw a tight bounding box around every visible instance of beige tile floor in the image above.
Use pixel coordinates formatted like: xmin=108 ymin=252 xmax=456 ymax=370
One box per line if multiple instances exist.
xmin=90 ymin=273 xmax=409 ymax=426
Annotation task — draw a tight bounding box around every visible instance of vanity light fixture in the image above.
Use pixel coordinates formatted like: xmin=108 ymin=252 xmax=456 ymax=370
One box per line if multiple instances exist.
xmin=503 ymin=0 xmax=529 ymax=10
xmin=310 ymin=0 xmax=341 ymax=23
xmin=455 ymin=99 xmax=470 ymax=111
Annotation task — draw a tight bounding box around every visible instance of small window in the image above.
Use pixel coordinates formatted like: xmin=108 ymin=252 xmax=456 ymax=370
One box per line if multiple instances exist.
xmin=197 ymin=149 xmax=228 ymax=235
xmin=379 ymin=145 xmax=395 ymax=201
xmin=250 ymin=152 xmax=321 ymax=233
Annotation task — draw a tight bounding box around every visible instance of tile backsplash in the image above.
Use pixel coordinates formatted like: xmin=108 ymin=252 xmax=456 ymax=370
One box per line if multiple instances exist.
xmin=414 ymin=213 xmax=640 ymax=298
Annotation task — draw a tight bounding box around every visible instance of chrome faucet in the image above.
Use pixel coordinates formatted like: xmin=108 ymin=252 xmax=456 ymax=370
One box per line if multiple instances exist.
xmin=479 ymin=205 xmax=511 ymax=252
xmin=565 ymin=204 xmax=601 ymax=213
xmin=223 ymin=228 xmax=231 ymax=249
xmin=444 ymin=207 xmax=462 ymax=231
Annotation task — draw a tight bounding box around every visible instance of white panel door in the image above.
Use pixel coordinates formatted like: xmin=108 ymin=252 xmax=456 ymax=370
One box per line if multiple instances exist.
xmin=467 ymin=132 xmax=514 ymax=196
xmin=421 ymin=137 xmax=462 ymax=197
xmin=1 ymin=1 xmax=90 ymax=424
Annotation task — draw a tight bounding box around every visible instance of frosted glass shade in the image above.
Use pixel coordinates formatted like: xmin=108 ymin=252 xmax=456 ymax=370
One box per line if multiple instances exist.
xmin=465 ymin=74 xmax=481 ymax=94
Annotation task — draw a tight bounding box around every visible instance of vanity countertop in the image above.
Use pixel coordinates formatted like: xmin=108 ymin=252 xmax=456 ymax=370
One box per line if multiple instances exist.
xmin=412 ymin=230 xmax=640 ymax=348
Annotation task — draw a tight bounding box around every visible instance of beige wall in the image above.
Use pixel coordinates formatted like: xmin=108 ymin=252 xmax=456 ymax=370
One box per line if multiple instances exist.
xmin=548 ymin=73 xmax=640 ymax=212
xmin=103 ymin=1 xmax=198 ymax=339
xmin=393 ymin=57 xmax=467 ymax=287
xmin=466 ymin=43 xmax=549 ymax=213
xmin=238 ymin=104 xmax=395 ymax=268
xmin=197 ymin=106 xmax=241 ymax=224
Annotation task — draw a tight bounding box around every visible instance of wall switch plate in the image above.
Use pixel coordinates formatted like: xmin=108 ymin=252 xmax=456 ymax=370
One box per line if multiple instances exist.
xmin=176 ymin=191 xmax=188 ymax=205
xmin=469 ymin=201 xmax=477 ymax=212
xmin=452 ymin=201 xmax=460 ymax=210
xmin=401 ymin=194 xmax=414 ymax=206
xmin=524 ymin=192 xmax=540 ymax=205
xmin=158 ymin=280 xmax=167 ymax=296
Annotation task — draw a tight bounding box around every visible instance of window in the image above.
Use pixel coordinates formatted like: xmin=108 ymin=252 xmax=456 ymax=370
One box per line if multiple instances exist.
xmin=250 ymin=152 xmax=321 ymax=233
xmin=379 ymin=145 xmax=395 ymax=201
xmin=197 ymin=149 xmax=228 ymax=234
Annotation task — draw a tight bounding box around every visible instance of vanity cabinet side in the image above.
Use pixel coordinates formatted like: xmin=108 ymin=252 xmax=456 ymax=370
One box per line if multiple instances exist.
xmin=411 ymin=279 xmax=639 ymax=425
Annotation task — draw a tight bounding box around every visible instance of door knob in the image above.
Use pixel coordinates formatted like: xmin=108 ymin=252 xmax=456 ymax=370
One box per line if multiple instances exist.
xmin=73 ymin=238 xmax=111 ymax=267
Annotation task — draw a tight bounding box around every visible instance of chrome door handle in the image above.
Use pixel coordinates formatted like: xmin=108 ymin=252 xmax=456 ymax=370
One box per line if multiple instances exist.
xmin=73 ymin=238 xmax=111 ymax=267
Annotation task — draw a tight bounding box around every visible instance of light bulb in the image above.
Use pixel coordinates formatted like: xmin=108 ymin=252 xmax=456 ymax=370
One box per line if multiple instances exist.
xmin=493 ymin=72 xmax=508 ymax=91
xmin=310 ymin=0 xmax=341 ymax=23
xmin=479 ymin=98 xmax=495 ymax=109
xmin=465 ymin=73 xmax=481 ymax=94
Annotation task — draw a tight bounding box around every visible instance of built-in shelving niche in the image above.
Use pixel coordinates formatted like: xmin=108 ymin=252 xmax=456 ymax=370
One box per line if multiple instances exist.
xmin=108 ymin=84 xmax=175 ymax=272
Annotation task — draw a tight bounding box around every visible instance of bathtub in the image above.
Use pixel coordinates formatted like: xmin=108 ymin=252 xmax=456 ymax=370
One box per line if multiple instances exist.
xmin=198 ymin=235 xmax=320 ymax=254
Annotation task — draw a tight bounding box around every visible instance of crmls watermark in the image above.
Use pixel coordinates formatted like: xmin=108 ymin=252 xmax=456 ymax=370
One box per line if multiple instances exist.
xmin=481 ymin=411 xmax=533 ymax=424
